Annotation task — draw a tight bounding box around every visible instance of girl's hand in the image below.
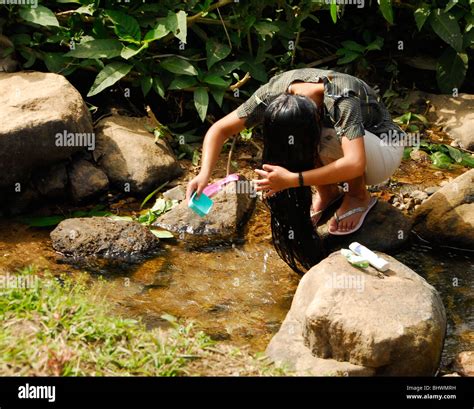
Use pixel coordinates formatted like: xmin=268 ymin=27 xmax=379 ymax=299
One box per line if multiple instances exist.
xmin=186 ymin=172 xmax=209 ymax=204
xmin=254 ymin=164 xmax=298 ymax=196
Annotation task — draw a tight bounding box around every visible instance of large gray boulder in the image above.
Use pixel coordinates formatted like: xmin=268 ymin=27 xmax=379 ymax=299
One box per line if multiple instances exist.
xmin=153 ymin=179 xmax=256 ymax=246
xmin=318 ymin=201 xmax=412 ymax=253
xmin=51 ymin=217 xmax=160 ymax=265
xmin=94 ymin=115 xmax=182 ymax=194
xmin=413 ymin=170 xmax=473 ymax=250
xmin=266 ymin=251 xmax=446 ymax=376
xmin=0 ymin=72 xmax=93 ymax=188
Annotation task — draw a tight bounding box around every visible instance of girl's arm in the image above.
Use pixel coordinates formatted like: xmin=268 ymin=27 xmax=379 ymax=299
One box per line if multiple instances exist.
xmin=186 ymin=110 xmax=247 ymax=203
xmin=254 ymin=136 xmax=366 ymax=193
xmin=300 ymin=136 xmax=366 ymax=186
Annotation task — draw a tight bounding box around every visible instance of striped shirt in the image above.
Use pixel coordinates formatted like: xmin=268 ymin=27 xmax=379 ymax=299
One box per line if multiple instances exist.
xmin=236 ymin=68 xmax=404 ymax=142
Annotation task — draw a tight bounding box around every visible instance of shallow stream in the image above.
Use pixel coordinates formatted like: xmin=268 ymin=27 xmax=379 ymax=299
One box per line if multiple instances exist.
xmin=0 ymin=203 xmax=472 ymax=371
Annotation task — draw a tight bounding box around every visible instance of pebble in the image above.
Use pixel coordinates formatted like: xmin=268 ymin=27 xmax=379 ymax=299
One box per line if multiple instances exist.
xmin=440 ymin=180 xmax=449 ymax=187
xmin=434 ymin=171 xmax=444 ymax=178
xmin=410 ymin=149 xmax=430 ymax=162
xmin=450 ymin=140 xmax=460 ymax=148
xmin=410 ymin=190 xmax=428 ymax=202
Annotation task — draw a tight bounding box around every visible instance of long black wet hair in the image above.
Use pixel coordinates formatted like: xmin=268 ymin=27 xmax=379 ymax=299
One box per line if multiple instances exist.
xmin=262 ymin=93 xmax=326 ymax=275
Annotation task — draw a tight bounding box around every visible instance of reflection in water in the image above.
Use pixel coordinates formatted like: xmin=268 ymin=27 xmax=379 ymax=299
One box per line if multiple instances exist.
xmin=0 ymin=218 xmax=472 ymax=370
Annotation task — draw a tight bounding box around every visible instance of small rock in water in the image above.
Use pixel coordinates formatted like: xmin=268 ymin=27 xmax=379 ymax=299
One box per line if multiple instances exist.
xmin=153 ymin=179 xmax=256 ymax=247
xmin=50 ymin=217 xmax=160 ymax=268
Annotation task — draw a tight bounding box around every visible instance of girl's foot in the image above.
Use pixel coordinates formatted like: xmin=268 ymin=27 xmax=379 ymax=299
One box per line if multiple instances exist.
xmin=311 ymin=186 xmax=342 ymax=225
xmin=328 ymin=191 xmax=372 ymax=233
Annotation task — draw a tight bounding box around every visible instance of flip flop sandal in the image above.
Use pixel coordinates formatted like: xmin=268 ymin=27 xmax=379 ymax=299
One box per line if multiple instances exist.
xmin=328 ymin=197 xmax=378 ymax=236
xmin=311 ymin=192 xmax=344 ymax=228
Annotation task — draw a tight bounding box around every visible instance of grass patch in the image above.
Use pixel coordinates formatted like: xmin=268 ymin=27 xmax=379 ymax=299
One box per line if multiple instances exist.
xmin=0 ymin=267 xmax=286 ymax=376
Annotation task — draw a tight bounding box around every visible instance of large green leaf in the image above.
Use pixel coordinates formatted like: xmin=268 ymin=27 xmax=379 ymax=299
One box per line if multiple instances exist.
xmin=161 ymin=57 xmax=198 ymax=76
xmin=66 ymin=39 xmax=123 ymax=59
xmin=144 ymin=23 xmax=170 ymax=43
xmin=44 ymin=53 xmax=75 ymax=75
xmin=168 ymin=76 xmax=198 ymax=90
xmin=202 ymin=74 xmax=230 ymax=88
xmin=194 ymin=87 xmax=209 ymax=122
xmin=209 ymin=61 xmax=243 ymax=76
xmin=444 ymin=144 xmax=463 ymax=163
xmin=340 ymin=40 xmax=366 ymax=53
xmin=153 ymin=77 xmax=165 ymax=98
xmin=175 ymin=10 xmax=187 ymax=44
xmin=87 ymin=62 xmax=133 ymax=97
xmin=436 ymin=47 xmax=468 ymax=94
xmin=242 ymin=60 xmax=267 ymax=82
xmin=19 ymin=5 xmax=59 ymax=27
xmin=378 ymin=0 xmax=394 ymax=24
xmin=164 ymin=11 xmax=187 ymax=43
xmin=141 ymin=76 xmax=153 ymax=96
xmin=337 ymin=51 xmax=361 ymax=64
xmin=430 ymin=9 xmax=463 ymax=51
xmin=211 ymin=88 xmax=225 ymax=107
xmin=430 ymin=151 xmax=453 ymax=169
xmin=365 ymin=36 xmax=384 ymax=51
xmin=414 ymin=4 xmax=431 ymax=31
xmin=121 ymin=43 xmax=148 ymax=60
xmin=206 ymin=39 xmax=231 ymax=69
xmin=105 ymin=9 xmax=141 ymax=43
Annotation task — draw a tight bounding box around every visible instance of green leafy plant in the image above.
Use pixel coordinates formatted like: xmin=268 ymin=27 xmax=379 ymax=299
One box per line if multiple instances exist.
xmin=413 ymin=1 xmax=473 ymax=93
xmin=336 ymin=35 xmax=384 ymax=68
xmin=406 ymin=140 xmax=474 ymax=169
xmin=393 ymin=112 xmax=429 ymax=133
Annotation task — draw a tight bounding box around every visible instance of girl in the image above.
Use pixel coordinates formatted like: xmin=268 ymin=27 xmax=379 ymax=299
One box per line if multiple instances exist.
xmin=187 ymin=68 xmax=404 ymax=236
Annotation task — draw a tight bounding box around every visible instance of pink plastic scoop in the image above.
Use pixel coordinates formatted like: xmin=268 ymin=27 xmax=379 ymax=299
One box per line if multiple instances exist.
xmin=202 ymin=173 xmax=239 ymax=198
